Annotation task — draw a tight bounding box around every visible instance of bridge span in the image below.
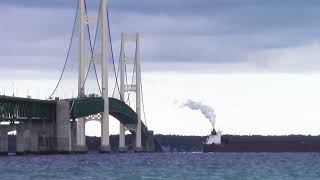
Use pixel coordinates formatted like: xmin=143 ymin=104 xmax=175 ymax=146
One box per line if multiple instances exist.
xmin=0 ymin=95 xmax=158 ymax=154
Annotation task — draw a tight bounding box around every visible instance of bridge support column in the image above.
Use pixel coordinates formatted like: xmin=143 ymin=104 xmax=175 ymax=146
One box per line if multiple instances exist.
xmin=70 ymin=119 xmax=78 ymax=151
xmin=74 ymin=0 xmax=88 ymax=153
xmin=16 ymin=123 xmax=25 ymax=155
xmin=99 ymin=0 xmax=111 ymax=153
xmin=76 ymin=118 xmax=88 ymax=153
xmin=0 ymin=126 xmax=8 ymax=155
xmin=20 ymin=121 xmax=40 ymax=154
xmin=23 ymin=121 xmax=32 ymax=153
xmin=30 ymin=127 xmax=39 ymax=153
xmin=56 ymin=100 xmax=72 ymax=153
xmin=135 ymin=33 xmax=142 ymax=152
xmin=100 ymin=112 xmax=111 ymax=153
xmin=119 ymin=123 xmax=126 ymax=152
xmin=135 ymin=123 xmax=142 ymax=152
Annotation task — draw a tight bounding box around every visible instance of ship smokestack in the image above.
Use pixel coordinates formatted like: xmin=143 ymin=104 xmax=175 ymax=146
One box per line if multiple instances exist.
xmin=182 ymin=99 xmax=216 ymax=128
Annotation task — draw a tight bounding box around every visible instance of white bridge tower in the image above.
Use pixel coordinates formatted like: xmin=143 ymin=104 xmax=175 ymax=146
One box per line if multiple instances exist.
xmin=119 ymin=33 xmax=143 ymax=152
xmin=77 ymin=0 xmax=110 ymax=153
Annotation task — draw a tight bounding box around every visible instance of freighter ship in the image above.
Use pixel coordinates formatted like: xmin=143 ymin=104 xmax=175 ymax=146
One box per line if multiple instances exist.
xmin=202 ymin=129 xmax=320 ymax=153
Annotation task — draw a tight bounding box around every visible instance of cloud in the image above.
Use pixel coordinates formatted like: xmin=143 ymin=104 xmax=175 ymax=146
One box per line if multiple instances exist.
xmin=1 ymin=0 xmax=320 ymax=76
xmin=248 ymin=41 xmax=320 ymax=73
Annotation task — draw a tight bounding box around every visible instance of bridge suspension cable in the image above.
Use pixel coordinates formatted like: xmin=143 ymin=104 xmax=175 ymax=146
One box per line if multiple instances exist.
xmin=140 ymin=71 xmax=148 ymax=126
xmin=81 ymin=0 xmax=102 ymax=96
xmin=49 ymin=1 xmax=79 ymax=99
xmin=112 ymin=57 xmax=120 ymax=97
xmin=107 ymin=9 xmax=123 ymax=101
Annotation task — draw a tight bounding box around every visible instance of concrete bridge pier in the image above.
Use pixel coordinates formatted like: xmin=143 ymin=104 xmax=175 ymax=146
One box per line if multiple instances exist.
xmin=76 ymin=118 xmax=88 ymax=153
xmin=119 ymin=123 xmax=127 ymax=152
xmin=56 ymin=100 xmax=72 ymax=153
xmin=16 ymin=123 xmax=25 ymax=155
xmin=16 ymin=121 xmax=34 ymax=154
xmin=134 ymin=122 xmax=142 ymax=152
xmin=0 ymin=126 xmax=9 ymax=155
xmin=125 ymin=124 xmax=154 ymax=152
xmin=132 ymin=130 xmax=155 ymax=153
xmin=38 ymin=120 xmax=57 ymax=154
xmin=99 ymin=112 xmax=111 ymax=153
xmin=70 ymin=119 xmax=78 ymax=151
xmin=30 ymin=128 xmax=39 ymax=153
xmin=16 ymin=120 xmax=57 ymax=155
xmin=22 ymin=121 xmax=32 ymax=154
xmin=56 ymin=99 xmax=90 ymax=154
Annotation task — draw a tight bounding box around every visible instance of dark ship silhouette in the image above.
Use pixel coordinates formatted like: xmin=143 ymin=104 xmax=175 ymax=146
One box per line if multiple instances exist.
xmin=203 ymin=129 xmax=320 ymax=153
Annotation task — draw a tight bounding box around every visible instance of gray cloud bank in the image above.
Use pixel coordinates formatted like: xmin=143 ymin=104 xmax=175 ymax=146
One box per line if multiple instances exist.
xmin=1 ymin=0 xmax=320 ymax=78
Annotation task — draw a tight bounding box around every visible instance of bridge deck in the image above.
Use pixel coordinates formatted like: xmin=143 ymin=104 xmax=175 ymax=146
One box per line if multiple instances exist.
xmin=0 ymin=95 xmax=56 ymax=122
xmin=0 ymin=96 xmax=148 ymax=135
xmin=69 ymin=97 xmax=149 ymax=135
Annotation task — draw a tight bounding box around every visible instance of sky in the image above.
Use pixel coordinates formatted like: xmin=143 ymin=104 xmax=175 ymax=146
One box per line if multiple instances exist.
xmin=1 ymin=0 xmax=320 ymax=136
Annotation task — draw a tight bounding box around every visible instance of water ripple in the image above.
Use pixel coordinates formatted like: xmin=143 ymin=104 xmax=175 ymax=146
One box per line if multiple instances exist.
xmin=0 ymin=153 xmax=319 ymax=179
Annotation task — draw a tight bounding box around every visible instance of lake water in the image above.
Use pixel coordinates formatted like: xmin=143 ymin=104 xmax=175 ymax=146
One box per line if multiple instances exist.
xmin=0 ymin=152 xmax=319 ymax=179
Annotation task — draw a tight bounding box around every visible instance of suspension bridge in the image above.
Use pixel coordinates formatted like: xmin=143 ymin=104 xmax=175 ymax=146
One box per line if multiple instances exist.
xmin=0 ymin=0 xmax=160 ymax=155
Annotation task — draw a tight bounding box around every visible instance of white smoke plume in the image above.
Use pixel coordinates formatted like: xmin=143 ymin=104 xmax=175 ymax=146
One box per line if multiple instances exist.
xmin=182 ymin=99 xmax=216 ymax=128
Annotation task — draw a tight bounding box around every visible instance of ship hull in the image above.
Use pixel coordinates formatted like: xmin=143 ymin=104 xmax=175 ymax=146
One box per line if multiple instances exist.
xmin=203 ymin=143 xmax=320 ymax=153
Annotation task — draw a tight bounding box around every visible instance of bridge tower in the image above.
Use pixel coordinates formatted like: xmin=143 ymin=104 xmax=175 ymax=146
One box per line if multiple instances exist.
xmin=119 ymin=33 xmax=143 ymax=152
xmin=99 ymin=0 xmax=111 ymax=153
xmin=76 ymin=0 xmax=110 ymax=153
xmin=76 ymin=0 xmax=86 ymax=153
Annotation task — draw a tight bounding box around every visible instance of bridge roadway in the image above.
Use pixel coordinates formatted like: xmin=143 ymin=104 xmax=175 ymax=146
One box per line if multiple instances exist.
xmin=0 ymin=95 xmax=160 ymax=154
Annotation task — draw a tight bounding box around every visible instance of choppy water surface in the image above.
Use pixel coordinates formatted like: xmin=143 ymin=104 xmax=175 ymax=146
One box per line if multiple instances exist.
xmin=0 ymin=152 xmax=319 ymax=179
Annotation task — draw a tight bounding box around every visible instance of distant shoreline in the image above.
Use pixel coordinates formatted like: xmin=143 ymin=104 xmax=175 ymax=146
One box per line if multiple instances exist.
xmin=7 ymin=134 xmax=320 ymax=153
